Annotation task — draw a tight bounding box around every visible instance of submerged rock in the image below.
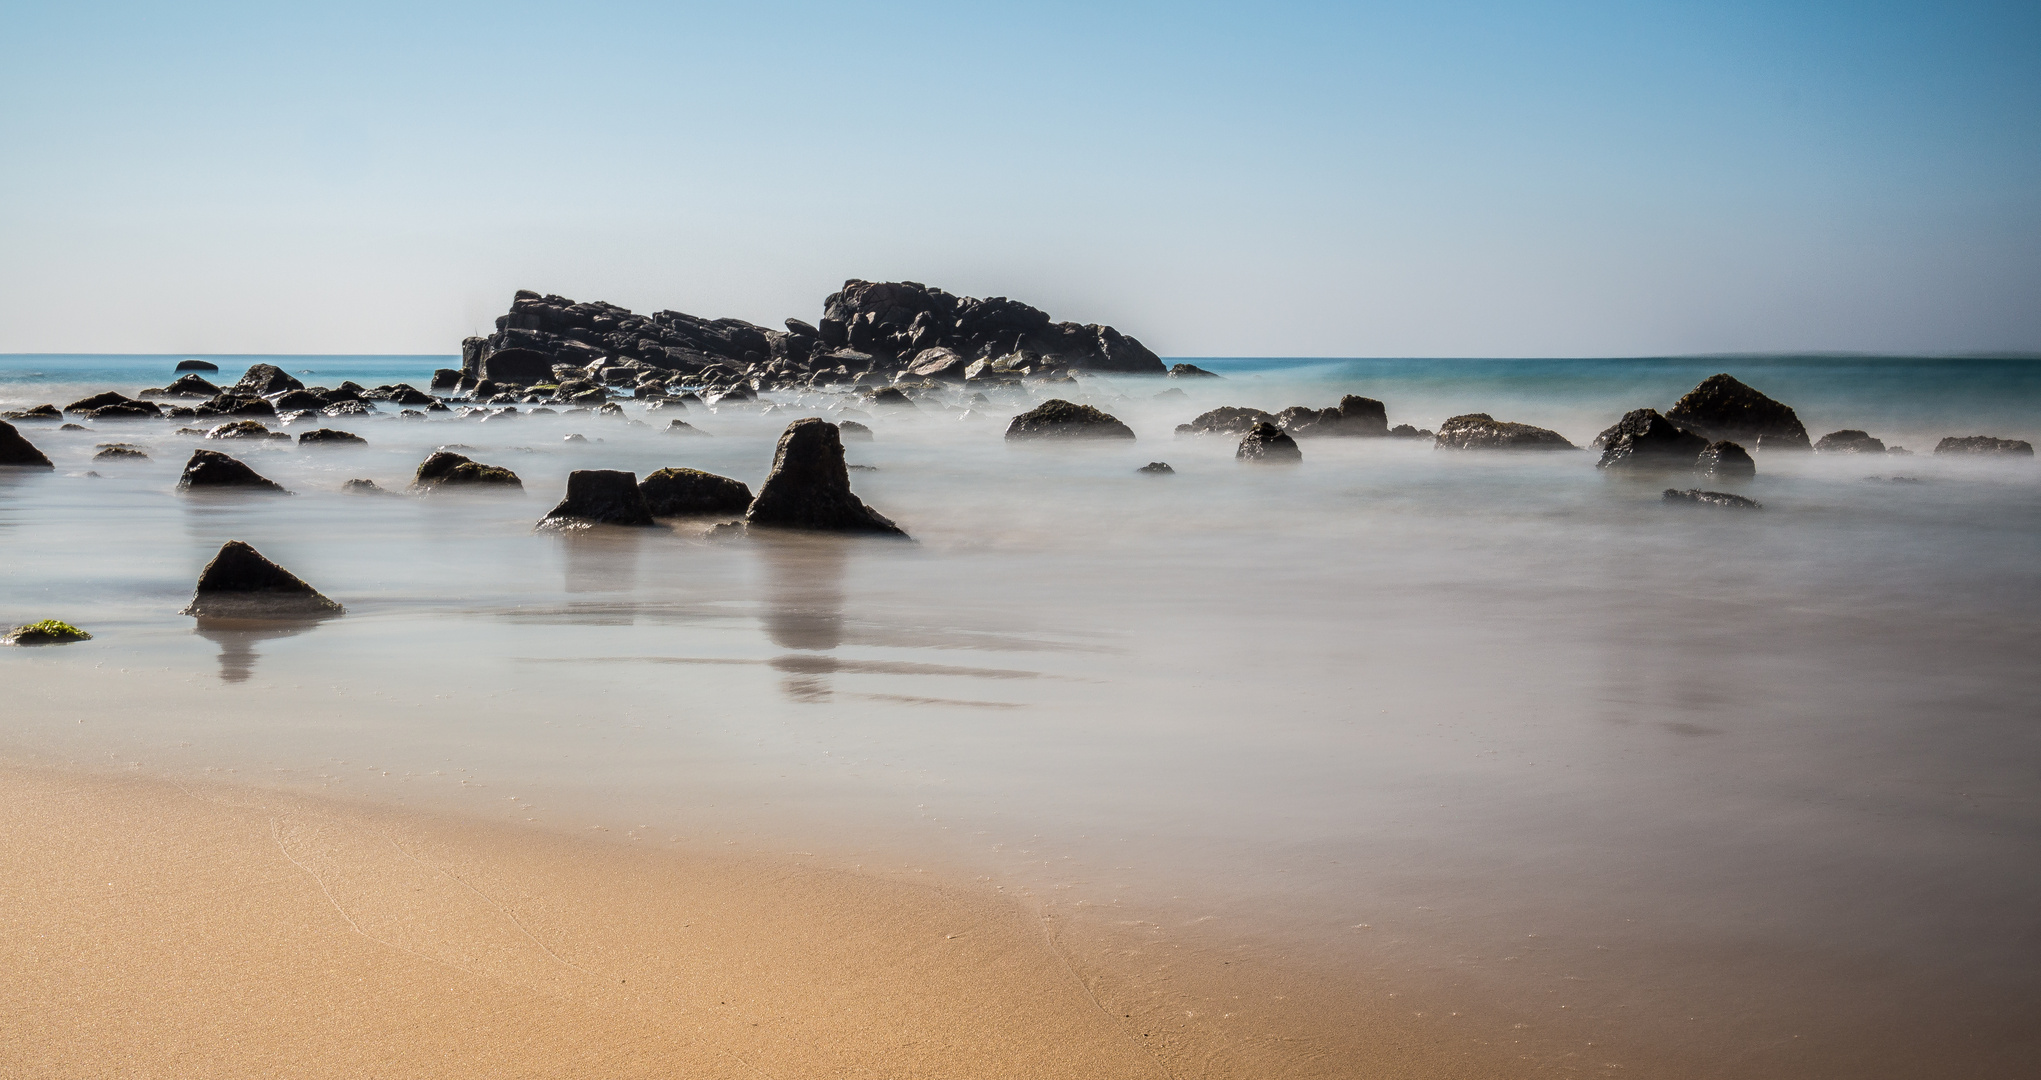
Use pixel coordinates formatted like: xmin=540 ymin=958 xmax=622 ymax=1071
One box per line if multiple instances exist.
xmin=412 ymin=451 xmax=523 ymax=490
xmin=232 ymin=363 xmax=304 ymax=397
xmin=1138 ymin=461 xmax=1175 ymax=474
xmin=1815 ymin=429 xmax=1886 ymax=454
xmin=1694 ymin=440 xmax=1756 ymax=480
xmin=206 ymin=420 xmax=272 ymax=439
xmin=176 ymin=359 xmax=221 ymax=372
xmin=0 ymin=420 xmax=55 ymax=468
xmin=1663 ymin=488 xmax=1764 ymax=510
xmin=1005 ymin=399 xmax=1136 ymax=441
xmin=838 ymin=420 xmax=874 ymax=441
xmin=181 ymin=540 xmax=343 ymax=619
xmin=745 ymin=418 xmax=906 ymax=535
xmin=665 ymin=419 xmax=707 ymax=435
xmin=1595 ymin=409 xmax=1710 ymax=470
xmin=1665 ymin=374 xmax=1810 ymax=451
xmin=65 ymin=391 xmax=144 ymax=415
xmin=3 ymin=404 xmax=60 ymax=421
xmin=1387 ymin=424 xmax=1433 ymax=439
xmin=1168 ymin=363 xmax=1221 ymax=378
xmin=341 ymin=478 xmax=390 ymax=494
xmin=866 ymin=387 xmax=917 ymax=410
xmin=177 ymin=449 xmax=289 ymax=493
xmin=93 ymin=444 xmax=148 ymax=461
xmin=1175 ymin=406 xmax=1274 ymax=438
xmin=1434 ymin=414 xmax=1575 ymax=451
xmin=540 ymin=469 xmax=655 ymax=527
xmin=4 ymin=619 xmax=92 ymax=645
xmin=1934 ymin=435 xmax=2034 ymax=457
xmin=144 ymin=374 xmax=222 ymax=399
xmin=1237 ymin=421 xmax=1302 ymax=463
xmin=297 ymin=428 xmax=367 ymax=446
xmin=1278 ymin=395 xmax=1389 ymax=438
xmin=639 ymin=467 xmax=754 ymax=516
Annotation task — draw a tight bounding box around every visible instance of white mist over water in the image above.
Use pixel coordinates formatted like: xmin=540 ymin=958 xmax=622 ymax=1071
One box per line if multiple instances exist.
xmin=3 ymin=354 xmax=2038 ymax=1075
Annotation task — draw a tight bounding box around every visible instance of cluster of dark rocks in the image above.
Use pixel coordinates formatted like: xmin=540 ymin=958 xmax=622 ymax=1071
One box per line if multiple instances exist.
xmin=1174 ymin=395 xmax=1401 ymax=440
xmin=1 ymin=363 xmax=433 ymax=432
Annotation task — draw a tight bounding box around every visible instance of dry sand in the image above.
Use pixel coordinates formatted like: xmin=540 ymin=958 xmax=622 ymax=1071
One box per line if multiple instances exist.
xmin=0 ymin=762 xmax=1547 ymax=1079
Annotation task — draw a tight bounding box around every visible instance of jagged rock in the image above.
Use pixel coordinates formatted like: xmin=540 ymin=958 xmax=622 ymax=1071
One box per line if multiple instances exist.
xmin=1815 ymin=429 xmax=1886 ymax=453
xmin=412 ymin=451 xmax=522 ymax=490
xmin=1006 ymin=399 xmax=1135 ymax=440
xmin=1663 ymin=488 xmax=1763 ymax=510
xmin=181 ymin=540 xmax=342 ymax=619
xmin=838 ymin=420 xmax=873 ymax=441
xmin=1279 ymin=395 xmax=1389 ymax=438
xmin=1695 ymin=441 xmax=1756 ymax=479
xmin=206 ymin=420 xmax=271 ymax=439
xmin=430 ymin=368 xmax=462 ymax=389
xmin=1174 ymin=406 xmax=1274 ymax=438
xmin=4 ymin=619 xmax=92 ymax=645
xmin=820 ymin=280 xmax=1163 ymax=373
xmin=323 ymin=400 xmax=374 ymax=417
xmin=0 ymin=420 xmax=54 ymax=468
xmin=298 ymin=429 xmax=366 ymax=446
xmin=745 ymin=419 xmax=906 ymax=534
xmin=907 ymin=347 xmax=973 ymax=381
xmin=865 ymin=387 xmax=916 ymax=410
xmin=478 ymin=348 xmax=555 ymax=385
xmin=639 ymin=467 xmax=754 ymax=516
xmin=175 ymin=359 xmax=220 ymax=372
xmin=267 ymin=389 xmax=324 ymax=413
xmin=1665 ymin=374 xmax=1810 ymax=451
xmin=232 ymin=363 xmax=304 ymax=397
xmin=3 ymin=404 xmax=60 ymax=421
xmin=1387 ymin=424 xmax=1433 ymax=439
xmin=1595 ymin=409 xmax=1710 ymax=470
xmin=195 ymin=393 xmax=276 ymax=418
xmin=1434 ymin=414 xmax=1575 ymax=451
xmin=1934 ymin=435 xmax=2034 ymax=456
xmin=1138 ymin=461 xmax=1175 ymax=474
xmin=143 ymin=374 xmax=222 ymax=399
xmin=665 ymin=419 xmax=707 ymax=435
xmin=1237 ymin=422 xmax=1302 ymax=462
xmin=1168 ymin=364 xmax=1221 ymax=378
xmin=540 ymin=469 xmax=654 ymax=527
xmin=93 ymin=445 xmax=148 ymax=461
xmin=178 ymin=449 xmax=289 ymax=493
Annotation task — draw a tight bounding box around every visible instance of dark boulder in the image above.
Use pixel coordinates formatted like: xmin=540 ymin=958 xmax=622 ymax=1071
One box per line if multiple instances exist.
xmin=3 ymin=404 xmax=60 ymax=421
xmin=195 ymin=393 xmax=277 ymax=418
xmin=1237 ymin=422 xmax=1302 ymax=463
xmin=866 ymin=387 xmax=916 ymax=410
xmin=175 ymin=359 xmax=221 ymax=372
xmin=366 ymin=384 xmax=435 ymax=406
xmin=1005 ymin=399 xmax=1136 ymax=441
xmin=1665 ymin=374 xmax=1810 ymax=451
xmin=1663 ymin=488 xmax=1763 ymax=510
xmin=270 ymin=389 xmax=327 ymax=413
xmin=181 ymin=540 xmax=343 ymax=619
xmin=838 ymin=420 xmax=873 ymax=441
xmin=1138 ymin=461 xmax=1175 ymax=474
xmin=540 ymin=469 xmax=655 ymax=527
xmin=1434 ymin=414 xmax=1575 ymax=451
xmin=1280 ymin=395 xmax=1389 ymax=438
xmin=1695 ymin=441 xmax=1756 ymax=480
xmin=666 ymin=419 xmax=707 ymax=435
xmin=144 ymin=374 xmax=222 ymax=399
xmin=0 ymin=420 xmax=55 ymax=468
xmin=85 ymin=401 xmax=163 ymax=420
xmin=177 ymin=449 xmax=289 ymax=493
xmin=233 ymin=363 xmax=304 ymax=397
xmin=93 ymin=444 xmax=148 ymax=461
xmin=639 ymin=467 xmax=754 ymax=516
xmin=298 ymin=429 xmax=367 ymax=446
xmin=206 ymin=420 xmax=272 ymax=439
xmin=1934 ymin=435 xmax=2034 ymax=456
xmin=341 ymin=478 xmax=389 ymax=494
xmin=430 ymin=368 xmax=462 ymax=389
xmin=1595 ymin=409 xmax=1710 ymax=470
xmin=1168 ymin=364 xmax=1221 ymax=378
xmin=1815 ymin=429 xmax=1886 ymax=453
xmin=412 ymin=451 xmax=522 ymax=490
xmin=907 ymin=347 xmax=973 ymax=381
xmin=745 ymin=418 xmax=906 ymax=535
xmin=1174 ymin=406 xmax=1274 ymax=437
xmin=1387 ymin=424 xmax=1433 ymax=439
xmin=65 ymin=391 xmax=148 ymax=415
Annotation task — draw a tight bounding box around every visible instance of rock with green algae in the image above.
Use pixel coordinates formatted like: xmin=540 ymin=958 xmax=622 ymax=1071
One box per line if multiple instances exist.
xmin=411 ymin=451 xmax=522 ymax=491
xmin=4 ymin=620 xmax=92 ymax=645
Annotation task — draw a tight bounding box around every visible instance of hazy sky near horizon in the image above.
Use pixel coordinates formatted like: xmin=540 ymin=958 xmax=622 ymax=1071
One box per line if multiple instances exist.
xmin=3 ymin=1 xmax=2037 ymax=357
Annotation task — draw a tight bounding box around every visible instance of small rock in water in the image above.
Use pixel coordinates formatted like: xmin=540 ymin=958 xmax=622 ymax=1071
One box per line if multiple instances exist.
xmin=181 ymin=540 xmax=343 ymax=619
xmin=176 ymin=359 xmax=221 ymax=372
xmin=1694 ymin=440 xmax=1756 ymax=480
xmin=666 ymin=419 xmax=707 ymax=435
xmin=838 ymin=420 xmax=874 ymax=441
xmin=1006 ymin=399 xmax=1135 ymax=441
xmin=1434 ymin=414 xmax=1575 ymax=451
xmin=1168 ymin=363 xmax=1222 ymax=379
xmin=539 ymin=469 xmax=655 ymax=528
xmin=93 ymin=444 xmax=149 ymax=461
xmin=341 ymin=478 xmax=392 ymax=494
xmin=639 ymin=467 xmax=754 ymax=516
xmin=563 ymin=433 xmax=587 ymax=443
xmin=3 ymin=404 xmax=61 ymax=421
xmin=297 ymin=428 xmax=367 ymax=446
xmin=0 ymin=420 xmax=55 ymax=468
xmin=206 ymin=420 xmax=271 ymax=440
xmin=1663 ymin=488 xmax=1763 ymax=510
xmin=4 ymin=619 xmax=92 ymax=646
xmin=178 ymin=449 xmax=290 ymax=493
xmin=232 ymin=363 xmax=304 ymax=397
xmin=60 ymin=423 xmax=90 ymax=431
xmin=1237 ymin=422 xmax=1302 ymax=463
xmin=1175 ymin=406 xmax=1273 ymax=438
xmin=1934 ymin=435 xmax=2034 ymax=457
xmin=1387 ymin=424 xmax=1433 ymax=439
xmin=1138 ymin=461 xmax=1175 ymax=474
xmin=411 ymin=451 xmax=522 ymax=491
xmin=1815 ymin=429 xmax=1887 ymax=454
xmin=1594 ymin=409 xmax=1709 ymax=469
xmin=745 ymin=418 xmax=906 ymax=535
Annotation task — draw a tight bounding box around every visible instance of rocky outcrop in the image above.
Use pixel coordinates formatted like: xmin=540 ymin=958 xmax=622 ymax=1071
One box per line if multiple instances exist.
xmin=540 ymin=470 xmax=655 ymax=527
xmin=1933 ymin=436 xmax=2033 ymax=457
xmin=178 ymin=450 xmax=289 ymax=493
xmin=906 ymin=347 xmax=973 ymax=381
xmin=639 ymin=467 xmax=754 ymax=516
xmin=233 ymin=364 xmax=304 ymax=397
xmin=1387 ymin=424 xmax=1433 ymax=439
xmin=175 ymin=359 xmax=220 ymax=372
xmin=819 ymin=280 xmax=1163 ymax=374
xmin=430 ymin=368 xmax=462 ymax=389
xmin=1434 ymin=414 xmax=1575 ymax=451
xmin=1174 ymin=406 xmax=1273 ymax=438
xmin=3 ymin=404 xmax=60 ymax=421
xmin=1168 ymin=364 xmax=1220 ymax=378
xmin=1695 ymin=441 xmax=1756 ymax=479
xmin=142 ymin=374 xmax=222 ymax=399
xmin=0 ymin=420 xmax=54 ymax=468
xmin=1005 ymin=399 xmax=1136 ymax=441
xmin=181 ymin=540 xmax=343 ymax=619
xmin=1815 ymin=430 xmax=1886 ymax=453
xmin=745 ymin=419 xmax=906 ymax=535
xmin=298 ymin=429 xmax=367 ymax=446
xmin=1595 ymin=409 xmax=1710 ymax=470
xmin=206 ymin=420 xmax=272 ymax=439
xmin=1665 ymin=374 xmax=1810 ymax=451
xmin=412 ymin=451 xmax=522 ymax=490
xmin=1237 ymin=422 xmax=1302 ymax=463
xmin=1663 ymin=488 xmax=1763 ymax=510
xmin=1277 ymin=395 xmax=1388 ymax=437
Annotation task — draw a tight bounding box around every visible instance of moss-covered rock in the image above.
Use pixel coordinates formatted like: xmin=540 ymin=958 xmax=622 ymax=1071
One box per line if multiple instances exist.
xmin=4 ymin=619 xmax=92 ymax=645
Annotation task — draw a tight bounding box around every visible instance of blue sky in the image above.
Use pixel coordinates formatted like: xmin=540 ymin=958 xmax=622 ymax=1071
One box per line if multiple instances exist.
xmin=2 ymin=0 xmax=2036 ymax=355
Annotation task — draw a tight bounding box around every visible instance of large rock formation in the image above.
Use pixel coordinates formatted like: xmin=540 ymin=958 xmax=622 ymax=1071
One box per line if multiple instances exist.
xmin=0 ymin=420 xmax=54 ymax=468
xmin=412 ymin=451 xmax=522 ymax=490
xmin=540 ymin=470 xmax=655 ymax=527
xmin=1665 ymin=374 xmax=1810 ymax=451
xmin=1933 ymin=436 xmax=2033 ymax=457
xmin=458 ymin=279 xmax=1163 ymax=390
xmin=177 ymin=450 xmax=289 ymax=493
xmin=1277 ymin=395 xmax=1389 ymax=438
xmin=1237 ymin=422 xmax=1302 ymax=462
xmin=181 ymin=540 xmax=344 ymax=619
xmin=1005 ymin=399 xmax=1136 ymax=441
xmin=1595 ymin=409 xmax=1710 ymax=470
xmin=745 ymin=419 xmax=906 ymax=535
xmin=1434 ymin=414 xmax=1575 ymax=451
xmin=639 ymin=468 xmax=754 ymax=516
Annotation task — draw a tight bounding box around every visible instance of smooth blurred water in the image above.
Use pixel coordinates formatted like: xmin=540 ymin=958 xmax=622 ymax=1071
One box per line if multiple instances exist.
xmin=2 ymin=352 xmax=2037 ymax=1076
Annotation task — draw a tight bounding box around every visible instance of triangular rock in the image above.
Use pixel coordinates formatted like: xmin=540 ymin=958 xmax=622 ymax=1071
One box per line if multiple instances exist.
xmin=182 ymin=540 xmax=344 ymax=619
xmin=0 ymin=420 xmax=54 ymax=469
xmin=746 ymin=419 xmax=906 ymax=535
